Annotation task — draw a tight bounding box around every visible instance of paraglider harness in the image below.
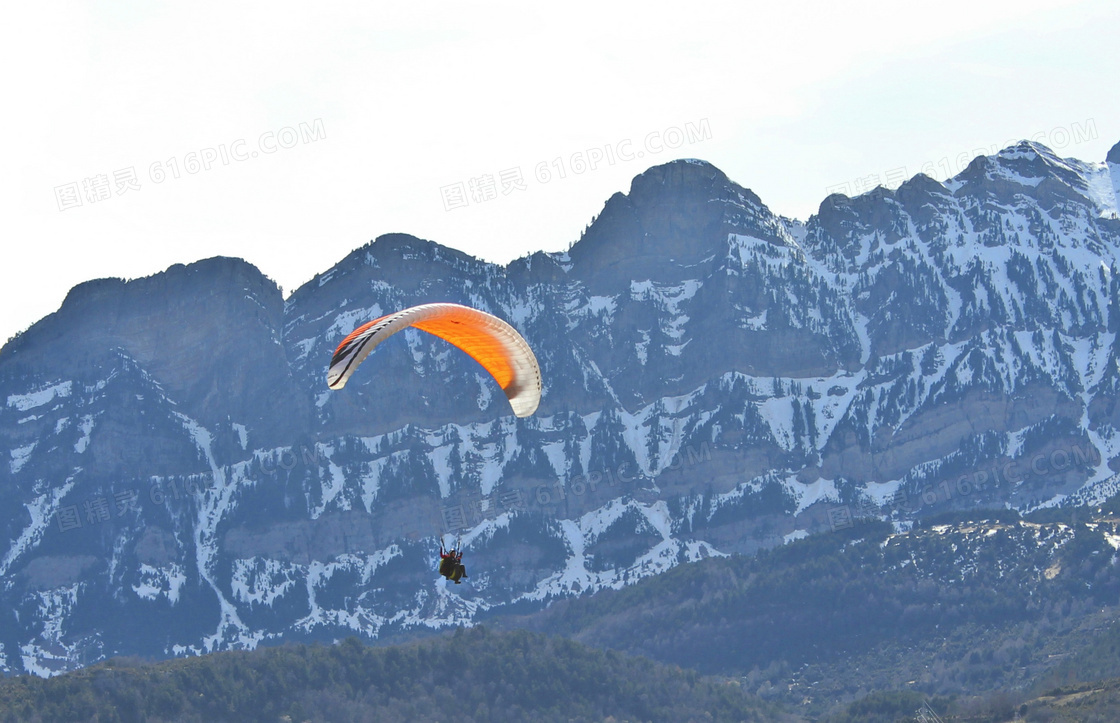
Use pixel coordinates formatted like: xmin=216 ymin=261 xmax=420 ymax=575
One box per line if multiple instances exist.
xmin=438 ymin=536 xmax=467 ymax=584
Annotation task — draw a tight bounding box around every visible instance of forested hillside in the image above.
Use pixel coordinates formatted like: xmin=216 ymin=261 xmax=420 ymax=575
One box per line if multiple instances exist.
xmin=0 ymin=628 xmax=782 ymax=723
xmin=509 ymin=508 xmax=1120 ymax=717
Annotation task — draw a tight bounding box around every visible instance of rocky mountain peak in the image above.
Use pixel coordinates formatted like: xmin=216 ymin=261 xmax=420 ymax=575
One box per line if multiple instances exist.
xmin=806 ymin=184 xmax=914 ymax=271
xmin=1 ymin=256 xmax=298 ymax=444
xmin=297 ymin=233 xmax=503 ymax=308
xmin=569 ymin=159 xmax=788 ymax=285
xmin=6 ymin=257 xmax=280 ymax=362
xmin=950 ymin=140 xmax=1103 ymax=214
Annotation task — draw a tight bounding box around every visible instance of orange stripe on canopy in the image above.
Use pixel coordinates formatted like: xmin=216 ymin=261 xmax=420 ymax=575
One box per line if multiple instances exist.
xmin=413 ymin=314 xmax=515 ymax=390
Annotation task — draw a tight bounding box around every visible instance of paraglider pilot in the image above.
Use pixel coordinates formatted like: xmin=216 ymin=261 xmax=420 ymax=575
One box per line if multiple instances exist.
xmin=438 ymin=538 xmax=468 ymax=584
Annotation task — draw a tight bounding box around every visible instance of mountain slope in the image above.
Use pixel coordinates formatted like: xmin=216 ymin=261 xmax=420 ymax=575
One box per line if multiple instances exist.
xmin=510 ymin=510 xmax=1120 ymax=715
xmin=1 ymin=140 xmax=1119 ymax=676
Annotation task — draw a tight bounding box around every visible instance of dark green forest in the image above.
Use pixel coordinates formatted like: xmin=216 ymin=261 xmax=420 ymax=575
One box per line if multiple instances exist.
xmin=0 ymin=628 xmax=783 ymax=723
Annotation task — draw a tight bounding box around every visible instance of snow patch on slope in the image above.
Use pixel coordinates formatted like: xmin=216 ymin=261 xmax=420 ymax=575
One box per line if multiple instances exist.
xmin=7 ymin=382 xmax=72 ymax=412
xmin=132 ymin=563 xmax=187 ymax=604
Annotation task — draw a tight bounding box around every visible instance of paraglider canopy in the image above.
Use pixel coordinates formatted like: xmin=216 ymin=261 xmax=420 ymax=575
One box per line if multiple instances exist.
xmin=327 ymin=302 xmax=542 ymax=417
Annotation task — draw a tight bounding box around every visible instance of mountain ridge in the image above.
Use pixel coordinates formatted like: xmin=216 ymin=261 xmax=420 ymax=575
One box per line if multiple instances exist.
xmin=3 ymin=141 xmax=1120 ymax=677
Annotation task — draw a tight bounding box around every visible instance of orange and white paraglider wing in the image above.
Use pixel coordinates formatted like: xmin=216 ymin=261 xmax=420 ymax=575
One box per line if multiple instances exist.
xmin=327 ymin=303 xmax=542 ymax=417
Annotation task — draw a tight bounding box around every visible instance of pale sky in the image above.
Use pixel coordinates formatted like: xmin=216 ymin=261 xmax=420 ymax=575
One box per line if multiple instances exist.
xmin=1 ymin=0 xmax=1117 ymax=345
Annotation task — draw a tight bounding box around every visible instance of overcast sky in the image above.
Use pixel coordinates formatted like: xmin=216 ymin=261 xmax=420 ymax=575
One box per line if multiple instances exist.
xmin=1 ymin=0 xmax=1117 ymax=345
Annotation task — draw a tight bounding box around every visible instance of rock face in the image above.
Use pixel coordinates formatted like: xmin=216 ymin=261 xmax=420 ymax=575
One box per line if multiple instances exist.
xmin=2 ymin=141 xmax=1120 ymax=675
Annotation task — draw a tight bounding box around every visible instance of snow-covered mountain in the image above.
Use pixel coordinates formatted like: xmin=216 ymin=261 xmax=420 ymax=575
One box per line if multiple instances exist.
xmin=1 ymin=140 xmax=1119 ymax=675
